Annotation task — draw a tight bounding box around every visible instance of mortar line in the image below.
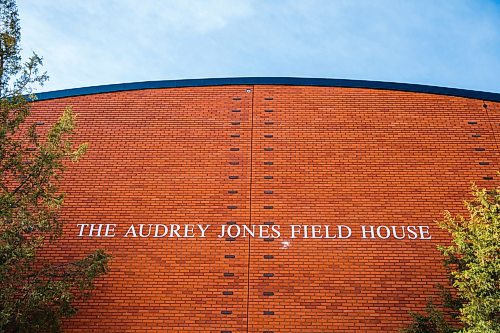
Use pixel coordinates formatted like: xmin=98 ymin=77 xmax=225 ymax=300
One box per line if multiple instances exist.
xmin=482 ymin=100 xmax=500 ymax=154
xmin=246 ymin=85 xmax=255 ymax=333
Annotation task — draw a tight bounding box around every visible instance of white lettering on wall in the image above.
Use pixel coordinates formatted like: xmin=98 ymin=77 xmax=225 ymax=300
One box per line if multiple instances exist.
xmin=361 ymin=225 xmax=432 ymax=240
xmin=77 ymin=224 xmax=116 ymax=237
xmin=75 ymin=224 xmax=432 ymax=240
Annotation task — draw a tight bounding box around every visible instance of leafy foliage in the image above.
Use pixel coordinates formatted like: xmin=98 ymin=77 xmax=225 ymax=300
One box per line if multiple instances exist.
xmin=403 ymin=300 xmax=458 ymax=333
xmin=0 ymin=1 xmax=110 ymax=332
xmin=404 ymin=185 xmax=500 ymax=333
xmin=438 ymin=185 xmax=499 ymax=333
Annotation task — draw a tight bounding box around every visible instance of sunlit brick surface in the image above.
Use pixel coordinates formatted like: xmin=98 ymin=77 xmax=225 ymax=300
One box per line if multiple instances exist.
xmin=31 ymin=85 xmax=499 ymax=332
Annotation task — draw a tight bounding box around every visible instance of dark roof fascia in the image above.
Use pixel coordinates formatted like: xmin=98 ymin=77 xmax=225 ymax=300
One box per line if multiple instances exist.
xmin=34 ymin=77 xmax=500 ymax=102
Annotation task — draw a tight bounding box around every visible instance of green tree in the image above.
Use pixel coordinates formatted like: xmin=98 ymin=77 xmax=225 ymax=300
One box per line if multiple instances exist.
xmin=404 ymin=185 xmax=500 ymax=333
xmin=439 ymin=185 xmax=499 ymax=332
xmin=0 ymin=0 xmax=110 ymax=332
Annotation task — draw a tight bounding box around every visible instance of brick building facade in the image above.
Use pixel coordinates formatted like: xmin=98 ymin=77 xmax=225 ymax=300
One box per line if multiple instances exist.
xmin=32 ymin=78 xmax=500 ymax=332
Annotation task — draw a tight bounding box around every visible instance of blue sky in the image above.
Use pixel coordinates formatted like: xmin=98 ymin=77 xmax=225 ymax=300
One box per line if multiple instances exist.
xmin=17 ymin=0 xmax=500 ymax=93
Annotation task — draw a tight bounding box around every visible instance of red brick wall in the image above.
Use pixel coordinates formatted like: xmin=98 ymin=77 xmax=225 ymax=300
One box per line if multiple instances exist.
xmin=30 ymin=85 xmax=499 ymax=332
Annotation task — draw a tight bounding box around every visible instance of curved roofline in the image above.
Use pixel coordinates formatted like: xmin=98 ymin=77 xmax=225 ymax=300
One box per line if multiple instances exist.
xmin=34 ymin=77 xmax=500 ymax=102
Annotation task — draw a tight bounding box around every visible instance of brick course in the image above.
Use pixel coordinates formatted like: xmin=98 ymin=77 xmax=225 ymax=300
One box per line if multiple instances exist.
xmin=30 ymin=84 xmax=499 ymax=332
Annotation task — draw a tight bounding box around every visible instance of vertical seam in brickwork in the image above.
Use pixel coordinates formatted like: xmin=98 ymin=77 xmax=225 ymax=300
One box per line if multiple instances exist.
xmin=246 ymin=85 xmax=255 ymax=333
xmin=482 ymin=101 xmax=500 ymax=154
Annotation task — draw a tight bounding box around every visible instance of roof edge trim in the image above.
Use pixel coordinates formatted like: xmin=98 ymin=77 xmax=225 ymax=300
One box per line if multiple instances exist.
xmin=33 ymin=77 xmax=500 ymax=102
